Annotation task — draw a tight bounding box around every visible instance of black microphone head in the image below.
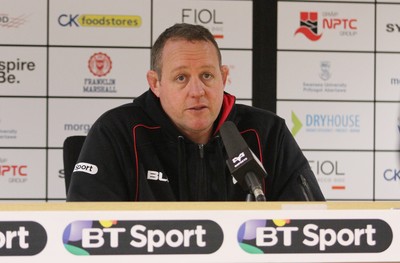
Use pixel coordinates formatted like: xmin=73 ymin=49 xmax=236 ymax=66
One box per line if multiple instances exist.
xmin=219 ymin=121 xmax=268 ymax=191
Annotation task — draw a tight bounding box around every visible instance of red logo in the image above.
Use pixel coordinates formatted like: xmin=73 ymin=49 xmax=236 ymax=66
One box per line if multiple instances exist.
xmin=294 ymin=12 xmax=323 ymax=41
xmin=88 ymin=52 xmax=112 ymax=77
xmin=0 ymin=165 xmax=27 ymax=176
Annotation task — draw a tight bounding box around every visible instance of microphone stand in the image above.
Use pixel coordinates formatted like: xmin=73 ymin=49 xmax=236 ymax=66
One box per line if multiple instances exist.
xmin=245 ymin=193 xmax=255 ymax=202
xmin=245 ymin=172 xmax=266 ymax=202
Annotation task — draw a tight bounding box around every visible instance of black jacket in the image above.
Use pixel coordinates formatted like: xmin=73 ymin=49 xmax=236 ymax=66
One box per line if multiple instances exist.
xmin=67 ymin=90 xmax=325 ymax=201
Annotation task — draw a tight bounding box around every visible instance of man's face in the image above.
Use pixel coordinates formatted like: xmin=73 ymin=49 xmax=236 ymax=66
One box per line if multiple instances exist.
xmin=148 ymin=39 xmax=229 ymax=143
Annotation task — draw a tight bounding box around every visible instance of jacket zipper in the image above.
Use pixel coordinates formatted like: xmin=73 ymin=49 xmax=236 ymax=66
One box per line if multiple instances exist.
xmin=199 ymin=144 xmax=204 ymax=159
xmin=198 ymin=144 xmax=205 ymax=200
xmin=299 ymin=174 xmax=315 ymax=201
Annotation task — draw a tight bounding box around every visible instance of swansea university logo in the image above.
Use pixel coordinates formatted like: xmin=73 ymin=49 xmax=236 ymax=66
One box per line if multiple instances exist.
xmin=294 ymin=12 xmax=323 ymax=41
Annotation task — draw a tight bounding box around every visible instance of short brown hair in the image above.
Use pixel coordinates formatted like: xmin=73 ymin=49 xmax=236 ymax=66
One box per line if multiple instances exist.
xmin=151 ymin=23 xmax=222 ymax=78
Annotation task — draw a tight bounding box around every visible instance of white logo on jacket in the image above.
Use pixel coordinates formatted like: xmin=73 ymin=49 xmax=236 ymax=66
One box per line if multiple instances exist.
xmin=147 ymin=170 xmax=169 ymax=182
xmin=73 ymin=162 xmax=98 ymax=175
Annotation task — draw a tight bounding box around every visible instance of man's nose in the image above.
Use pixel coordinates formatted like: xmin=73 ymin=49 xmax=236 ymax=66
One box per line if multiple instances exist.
xmin=188 ymin=77 xmax=205 ymax=97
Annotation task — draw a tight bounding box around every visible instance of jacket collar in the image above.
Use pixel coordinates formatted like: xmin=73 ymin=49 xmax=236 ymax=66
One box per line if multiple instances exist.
xmin=136 ymin=90 xmax=236 ymax=142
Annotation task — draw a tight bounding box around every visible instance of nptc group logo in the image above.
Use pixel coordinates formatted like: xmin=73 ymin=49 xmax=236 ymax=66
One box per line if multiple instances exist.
xmin=295 ymin=12 xmax=323 ymax=41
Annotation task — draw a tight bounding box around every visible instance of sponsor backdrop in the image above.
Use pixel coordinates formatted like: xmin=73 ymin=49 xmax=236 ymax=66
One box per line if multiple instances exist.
xmin=277 ymin=0 xmax=400 ymax=201
xmin=0 ymin=0 xmax=252 ymax=201
xmin=1 ymin=0 xmax=399 ymax=202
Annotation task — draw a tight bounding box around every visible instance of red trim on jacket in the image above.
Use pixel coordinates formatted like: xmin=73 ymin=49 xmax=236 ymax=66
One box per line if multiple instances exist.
xmin=132 ymin=124 xmax=161 ymax=201
xmin=214 ymin=93 xmax=235 ymax=135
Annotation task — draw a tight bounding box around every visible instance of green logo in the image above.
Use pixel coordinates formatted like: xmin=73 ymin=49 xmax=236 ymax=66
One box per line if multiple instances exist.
xmin=291 ymin=111 xmax=303 ymax=136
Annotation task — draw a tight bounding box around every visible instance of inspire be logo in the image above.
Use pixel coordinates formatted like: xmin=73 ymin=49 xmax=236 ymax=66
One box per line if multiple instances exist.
xmin=0 ymin=59 xmax=36 ymax=85
xmin=63 ymin=220 xmax=223 ymax=255
xmin=237 ymin=219 xmax=392 ymax=254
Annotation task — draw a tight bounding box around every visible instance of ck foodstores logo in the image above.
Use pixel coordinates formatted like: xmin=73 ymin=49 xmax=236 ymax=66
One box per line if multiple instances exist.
xmin=237 ymin=219 xmax=392 ymax=254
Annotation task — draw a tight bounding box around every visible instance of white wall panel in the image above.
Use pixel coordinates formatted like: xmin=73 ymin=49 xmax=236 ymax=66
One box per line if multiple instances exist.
xmin=304 ymin=151 xmax=374 ymax=200
xmin=375 ymin=152 xmax=400 ymax=200
xmin=47 ymin=149 xmax=66 ymax=199
xmin=277 ymin=101 xmax=374 ymax=150
xmin=222 ymin=50 xmax=252 ymax=99
xmin=0 ymin=149 xmax=46 ymax=199
xmin=377 ymin=3 xmax=400 ymax=52
xmin=376 ymin=53 xmax=400 ymax=101
xmin=48 ymin=98 xmax=131 ymax=147
xmin=49 ymin=0 xmax=151 ymax=47
xmin=0 ymin=47 xmax=47 ymax=96
xmin=0 ymin=98 xmax=46 ymax=147
xmin=375 ymin=102 xmax=400 ymax=150
xmin=49 ymin=48 xmax=150 ymax=97
xmin=277 ymin=2 xmax=375 ymax=51
xmin=152 ymin=0 xmax=252 ymax=49
xmin=277 ymin=51 xmax=374 ymax=101
xmin=0 ymin=0 xmax=47 ymax=45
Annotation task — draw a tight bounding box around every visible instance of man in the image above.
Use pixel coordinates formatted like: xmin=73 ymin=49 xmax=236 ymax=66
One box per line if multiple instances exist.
xmin=67 ymin=23 xmax=325 ymax=201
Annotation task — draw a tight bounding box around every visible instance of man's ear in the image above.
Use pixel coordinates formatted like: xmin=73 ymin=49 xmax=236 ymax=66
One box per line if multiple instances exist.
xmin=147 ymin=70 xmax=160 ymax=97
xmin=221 ymin=65 xmax=230 ymax=86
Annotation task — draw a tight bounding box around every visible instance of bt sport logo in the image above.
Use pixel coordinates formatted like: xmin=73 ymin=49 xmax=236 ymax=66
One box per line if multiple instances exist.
xmin=237 ymin=219 xmax=392 ymax=254
xmin=63 ymin=220 xmax=223 ymax=255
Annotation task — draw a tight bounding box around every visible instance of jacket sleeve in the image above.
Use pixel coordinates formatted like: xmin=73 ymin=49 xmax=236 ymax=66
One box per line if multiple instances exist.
xmin=269 ymin=120 xmax=325 ymax=201
xmin=66 ymin=115 xmax=135 ymax=201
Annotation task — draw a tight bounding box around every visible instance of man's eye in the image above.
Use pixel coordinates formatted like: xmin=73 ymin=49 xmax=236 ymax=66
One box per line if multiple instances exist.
xmin=203 ymin=73 xmax=213 ymax=80
xmin=176 ymin=75 xmax=186 ymax=82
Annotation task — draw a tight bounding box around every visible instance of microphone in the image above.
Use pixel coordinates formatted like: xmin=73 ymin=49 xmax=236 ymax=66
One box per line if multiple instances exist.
xmin=219 ymin=121 xmax=267 ymax=202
